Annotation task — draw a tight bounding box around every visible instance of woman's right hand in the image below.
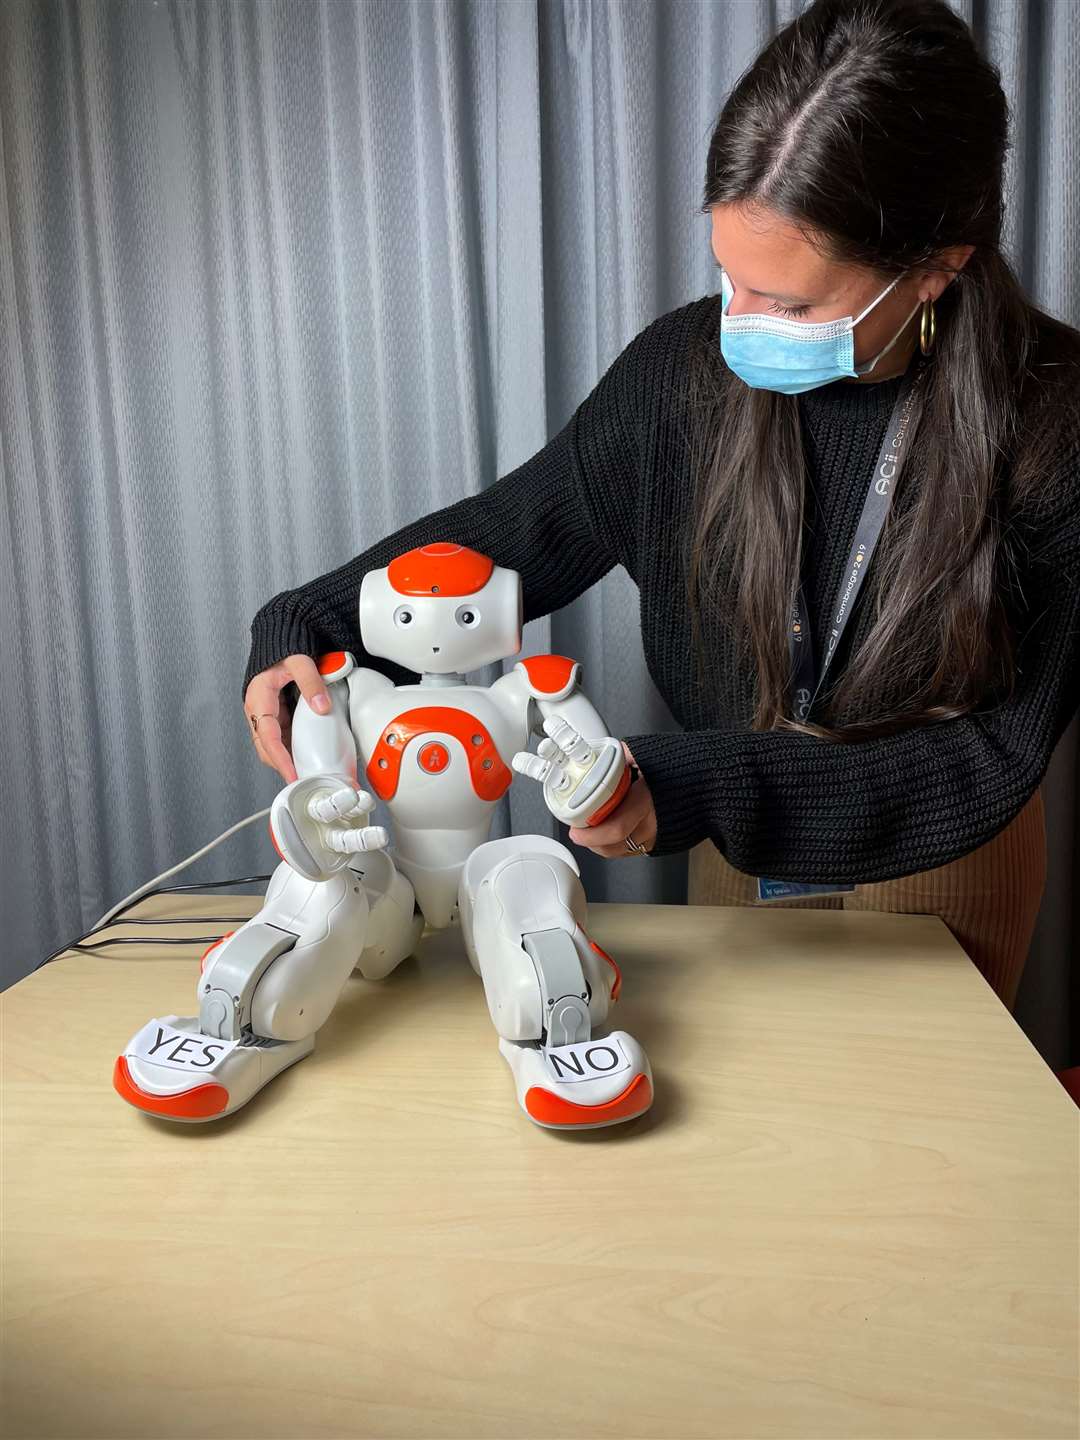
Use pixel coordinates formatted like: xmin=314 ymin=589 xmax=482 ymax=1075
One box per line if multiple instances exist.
xmin=244 ymin=656 xmax=333 ymax=784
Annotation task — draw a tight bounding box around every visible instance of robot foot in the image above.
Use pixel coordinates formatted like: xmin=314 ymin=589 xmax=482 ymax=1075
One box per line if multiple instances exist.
xmin=498 ymin=1029 xmax=653 ymax=1130
xmin=113 ymin=1015 xmax=314 ymax=1123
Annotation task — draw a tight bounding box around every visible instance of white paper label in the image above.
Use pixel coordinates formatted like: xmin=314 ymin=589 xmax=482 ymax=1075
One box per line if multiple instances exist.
xmin=544 ymin=1034 xmax=632 ymax=1084
xmin=127 ymin=1020 xmax=239 ymax=1074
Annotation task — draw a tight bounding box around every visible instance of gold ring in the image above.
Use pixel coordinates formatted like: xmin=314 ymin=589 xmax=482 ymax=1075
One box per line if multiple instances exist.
xmin=624 ymin=832 xmax=649 ymax=856
xmin=249 ymin=713 xmax=277 ymax=733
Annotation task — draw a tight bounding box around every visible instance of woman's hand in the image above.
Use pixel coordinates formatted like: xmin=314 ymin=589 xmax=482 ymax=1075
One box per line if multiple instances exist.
xmin=567 ymin=741 xmax=657 ymax=858
xmin=243 ymin=656 xmax=333 ymax=784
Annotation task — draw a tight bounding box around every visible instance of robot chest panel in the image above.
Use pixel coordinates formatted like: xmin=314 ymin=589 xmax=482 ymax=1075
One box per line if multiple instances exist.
xmin=358 ymin=691 xmax=524 ymax=807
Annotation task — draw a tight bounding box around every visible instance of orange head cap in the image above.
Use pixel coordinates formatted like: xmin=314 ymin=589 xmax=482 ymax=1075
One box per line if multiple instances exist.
xmin=387 ymin=543 xmax=494 ymax=597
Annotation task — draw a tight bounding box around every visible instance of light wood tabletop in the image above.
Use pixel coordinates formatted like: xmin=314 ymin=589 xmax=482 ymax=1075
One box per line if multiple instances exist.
xmin=3 ymin=893 xmax=1077 ymax=1440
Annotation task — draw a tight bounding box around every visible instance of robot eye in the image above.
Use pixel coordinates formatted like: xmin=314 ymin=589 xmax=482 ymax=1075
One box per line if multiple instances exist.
xmin=393 ymin=606 xmax=414 ymax=628
xmin=455 ymin=605 xmax=481 ymax=628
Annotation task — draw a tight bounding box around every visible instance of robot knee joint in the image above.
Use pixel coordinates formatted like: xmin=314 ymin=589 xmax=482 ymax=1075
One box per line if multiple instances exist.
xmin=201 ymin=876 xmax=371 ymax=1043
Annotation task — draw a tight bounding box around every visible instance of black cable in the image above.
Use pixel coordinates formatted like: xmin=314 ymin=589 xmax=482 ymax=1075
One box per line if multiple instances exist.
xmin=138 ymin=875 xmax=273 ymax=895
xmin=33 ymin=873 xmax=275 ymax=973
xmin=36 ymin=936 xmax=238 ymax=967
xmin=84 ymin=914 xmax=259 ymax=926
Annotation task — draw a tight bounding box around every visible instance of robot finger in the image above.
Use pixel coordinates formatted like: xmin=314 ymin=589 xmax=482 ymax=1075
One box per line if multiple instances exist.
xmin=325 ymin=824 xmax=389 ymax=853
xmin=511 ymin=752 xmax=553 ymax=784
xmin=542 ymin=714 xmax=594 ymax=764
xmin=307 ymin=784 xmax=369 ymax=823
xmin=537 ymin=736 xmax=564 ymax=761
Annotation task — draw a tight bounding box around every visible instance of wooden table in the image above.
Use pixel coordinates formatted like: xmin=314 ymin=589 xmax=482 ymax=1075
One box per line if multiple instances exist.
xmin=3 ymin=894 xmax=1077 ymax=1439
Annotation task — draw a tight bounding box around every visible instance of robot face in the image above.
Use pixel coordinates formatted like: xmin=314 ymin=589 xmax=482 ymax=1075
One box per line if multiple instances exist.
xmin=359 ymin=543 xmax=523 ymax=675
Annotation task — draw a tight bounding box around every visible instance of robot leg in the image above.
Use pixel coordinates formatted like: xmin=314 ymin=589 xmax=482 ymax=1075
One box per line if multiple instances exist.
xmin=114 ymin=859 xmax=385 ymax=1123
xmin=458 ymin=835 xmax=653 ymax=1130
xmin=346 ymin=846 xmax=426 ymax=981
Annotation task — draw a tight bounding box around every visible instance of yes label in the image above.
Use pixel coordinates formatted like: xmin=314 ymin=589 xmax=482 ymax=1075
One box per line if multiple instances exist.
xmin=127 ymin=1020 xmax=239 ymax=1073
xmin=545 ymin=1034 xmax=632 ymax=1084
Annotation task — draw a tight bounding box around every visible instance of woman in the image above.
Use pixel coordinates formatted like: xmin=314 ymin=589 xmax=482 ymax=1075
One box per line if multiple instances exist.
xmin=242 ymin=0 xmax=1080 ymax=1010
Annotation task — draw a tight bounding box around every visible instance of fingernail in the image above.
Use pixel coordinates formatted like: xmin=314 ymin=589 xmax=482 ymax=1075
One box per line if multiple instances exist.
xmin=312 ymin=694 xmax=330 ymax=713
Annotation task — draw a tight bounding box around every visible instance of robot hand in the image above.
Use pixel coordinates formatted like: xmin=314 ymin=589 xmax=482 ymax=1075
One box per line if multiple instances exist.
xmin=511 ymin=714 xmax=632 ymax=830
xmin=307 ymin=783 xmax=389 ymax=851
xmin=270 ymin=774 xmax=390 ymax=882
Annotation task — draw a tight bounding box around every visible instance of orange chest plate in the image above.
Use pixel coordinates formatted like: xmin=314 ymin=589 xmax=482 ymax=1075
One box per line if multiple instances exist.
xmin=365 ymin=707 xmax=514 ymax=802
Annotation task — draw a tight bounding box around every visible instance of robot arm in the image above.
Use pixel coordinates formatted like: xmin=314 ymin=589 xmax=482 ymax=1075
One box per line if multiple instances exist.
xmin=531 ymin=687 xmax=609 ymax=747
xmin=508 ymin=657 xmax=633 ymax=830
xmin=290 ymin=652 xmax=360 ymax=783
xmin=269 ymin=652 xmax=389 ymax=881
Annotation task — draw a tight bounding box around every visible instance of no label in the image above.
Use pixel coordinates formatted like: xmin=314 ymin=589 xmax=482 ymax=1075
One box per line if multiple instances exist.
xmin=544 ymin=1034 xmax=632 ymax=1084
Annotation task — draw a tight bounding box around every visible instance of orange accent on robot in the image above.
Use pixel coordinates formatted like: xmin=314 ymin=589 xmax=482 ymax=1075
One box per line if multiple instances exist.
xmin=524 ymin=1071 xmax=652 ymax=1126
xmin=518 ymin=654 xmax=578 ymax=694
xmin=583 ymin=761 xmax=631 ymax=826
xmin=366 ymin=708 xmax=513 ymax=802
xmin=588 ymin=937 xmax=622 ymax=1001
xmin=112 ymin=1055 xmax=230 ymax=1119
xmin=316 ymin=651 xmax=348 ymax=675
xmin=387 ymin=542 xmax=494 ymax=596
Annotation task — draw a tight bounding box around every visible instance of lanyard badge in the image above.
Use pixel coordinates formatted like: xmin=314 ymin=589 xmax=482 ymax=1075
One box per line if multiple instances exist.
xmin=755 ymin=357 xmax=929 ymax=902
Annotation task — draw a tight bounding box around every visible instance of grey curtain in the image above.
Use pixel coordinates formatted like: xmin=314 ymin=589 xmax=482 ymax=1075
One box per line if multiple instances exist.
xmin=1 ymin=0 xmax=1076 ymax=1064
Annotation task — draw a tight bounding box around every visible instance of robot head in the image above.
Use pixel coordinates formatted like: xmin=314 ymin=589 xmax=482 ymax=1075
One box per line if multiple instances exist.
xmin=358 ymin=543 xmax=523 ymax=676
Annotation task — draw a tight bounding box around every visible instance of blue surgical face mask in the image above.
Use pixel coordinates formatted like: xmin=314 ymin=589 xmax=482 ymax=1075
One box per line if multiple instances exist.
xmin=718 ymin=265 xmax=921 ymax=394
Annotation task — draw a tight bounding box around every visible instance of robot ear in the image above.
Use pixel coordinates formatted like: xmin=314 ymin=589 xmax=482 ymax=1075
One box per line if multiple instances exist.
xmin=471 ymin=564 xmax=527 ymax=672
xmin=360 ymin=567 xmax=377 ymax=636
xmin=360 ymin=570 xmax=403 ymax=665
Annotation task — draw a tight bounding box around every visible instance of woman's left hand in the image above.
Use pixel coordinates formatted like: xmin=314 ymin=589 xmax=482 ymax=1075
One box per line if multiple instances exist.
xmin=568 ymin=741 xmax=657 ymax=858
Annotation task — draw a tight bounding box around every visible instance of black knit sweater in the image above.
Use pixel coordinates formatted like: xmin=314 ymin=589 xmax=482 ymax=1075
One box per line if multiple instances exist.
xmin=242 ymin=296 xmax=1080 ymax=882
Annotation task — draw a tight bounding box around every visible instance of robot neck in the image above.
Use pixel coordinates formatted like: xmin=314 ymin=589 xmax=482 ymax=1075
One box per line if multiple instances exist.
xmin=419 ymin=670 xmax=466 ymax=687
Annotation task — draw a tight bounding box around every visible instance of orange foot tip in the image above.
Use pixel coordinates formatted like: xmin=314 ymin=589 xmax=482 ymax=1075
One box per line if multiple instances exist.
xmin=112 ymin=1055 xmax=230 ymax=1120
xmin=524 ymin=1071 xmax=653 ymax=1127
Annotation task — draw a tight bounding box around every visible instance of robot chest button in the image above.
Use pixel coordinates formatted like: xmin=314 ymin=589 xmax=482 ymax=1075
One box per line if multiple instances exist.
xmin=417 ymin=741 xmax=451 ymax=774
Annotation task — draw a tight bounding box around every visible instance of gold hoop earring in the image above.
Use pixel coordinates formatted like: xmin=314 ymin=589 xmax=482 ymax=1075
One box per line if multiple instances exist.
xmin=919 ymin=297 xmax=936 ymax=355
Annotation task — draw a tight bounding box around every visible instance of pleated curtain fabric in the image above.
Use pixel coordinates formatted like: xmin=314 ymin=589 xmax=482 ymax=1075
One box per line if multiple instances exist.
xmin=0 ymin=0 xmax=1076 ymax=1062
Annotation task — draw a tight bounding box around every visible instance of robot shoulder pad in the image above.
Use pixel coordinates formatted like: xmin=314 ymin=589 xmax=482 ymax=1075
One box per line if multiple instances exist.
xmin=513 ymin=654 xmax=582 ymax=702
xmin=315 ymin=650 xmax=356 ymax=683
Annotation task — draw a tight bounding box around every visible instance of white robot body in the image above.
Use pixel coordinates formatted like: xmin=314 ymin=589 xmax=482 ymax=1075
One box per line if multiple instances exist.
xmin=115 ymin=543 xmax=653 ymax=1131
xmin=345 ymin=670 xmax=528 ymax=927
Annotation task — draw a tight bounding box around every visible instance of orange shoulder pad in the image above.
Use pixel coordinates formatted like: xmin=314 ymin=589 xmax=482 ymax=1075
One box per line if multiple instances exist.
xmin=316 ymin=650 xmax=356 ymax=683
xmin=514 ymin=654 xmax=581 ymax=700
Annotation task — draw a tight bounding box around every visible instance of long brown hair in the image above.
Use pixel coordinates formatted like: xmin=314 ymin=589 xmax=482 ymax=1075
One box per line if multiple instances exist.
xmin=687 ymin=0 xmax=1080 ymax=742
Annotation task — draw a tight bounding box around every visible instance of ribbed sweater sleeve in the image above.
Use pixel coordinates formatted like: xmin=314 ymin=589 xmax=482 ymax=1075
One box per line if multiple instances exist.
xmin=624 ymin=476 xmax=1080 ymax=880
xmin=241 ymin=325 xmax=649 ymax=700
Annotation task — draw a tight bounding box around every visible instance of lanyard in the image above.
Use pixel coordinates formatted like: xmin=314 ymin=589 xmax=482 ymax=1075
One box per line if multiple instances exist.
xmin=788 ymin=357 xmax=929 ymax=722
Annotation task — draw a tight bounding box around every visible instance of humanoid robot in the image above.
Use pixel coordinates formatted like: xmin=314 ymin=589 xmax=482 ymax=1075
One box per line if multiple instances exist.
xmin=114 ymin=542 xmax=654 ymax=1131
